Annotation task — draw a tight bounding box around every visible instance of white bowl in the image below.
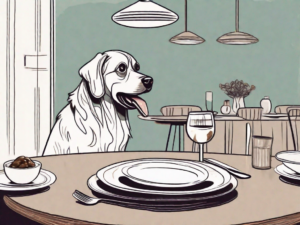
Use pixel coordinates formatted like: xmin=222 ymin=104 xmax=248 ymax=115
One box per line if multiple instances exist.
xmin=275 ymin=151 xmax=300 ymax=174
xmin=3 ymin=160 xmax=42 ymax=184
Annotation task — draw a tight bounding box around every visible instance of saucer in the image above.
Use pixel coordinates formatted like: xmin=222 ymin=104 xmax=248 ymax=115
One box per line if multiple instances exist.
xmin=0 ymin=169 xmax=56 ymax=191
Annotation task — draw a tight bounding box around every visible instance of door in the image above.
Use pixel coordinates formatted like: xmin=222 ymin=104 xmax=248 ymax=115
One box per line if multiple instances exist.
xmin=0 ymin=0 xmax=54 ymax=166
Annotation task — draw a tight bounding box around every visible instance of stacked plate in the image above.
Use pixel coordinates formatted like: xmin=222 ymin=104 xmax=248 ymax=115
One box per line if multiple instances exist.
xmin=88 ymin=158 xmax=238 ymax=211
xmin=275 ymin=151 xmax=300 ymax=186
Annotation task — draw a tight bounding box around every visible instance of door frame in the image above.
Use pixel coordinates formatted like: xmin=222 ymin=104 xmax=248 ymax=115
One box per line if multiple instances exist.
xmin=50 ymin=0 xmax=55 ymax=127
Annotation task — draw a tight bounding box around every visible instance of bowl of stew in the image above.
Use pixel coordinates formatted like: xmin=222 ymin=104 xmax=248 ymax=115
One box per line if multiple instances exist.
xmin=3 ymin=156 xmax=42 ymax=184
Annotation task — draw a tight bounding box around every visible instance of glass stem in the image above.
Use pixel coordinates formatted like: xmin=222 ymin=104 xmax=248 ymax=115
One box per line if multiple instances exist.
xmin=199 ymin=143 xmax=204 ymax=162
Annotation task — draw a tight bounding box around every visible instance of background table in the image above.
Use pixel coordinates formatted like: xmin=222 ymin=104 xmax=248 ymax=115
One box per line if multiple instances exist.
xmin=139 ymin=115 xmax=299 ymax=155
xmin=3 ymin=152 xmax=300 ymax=225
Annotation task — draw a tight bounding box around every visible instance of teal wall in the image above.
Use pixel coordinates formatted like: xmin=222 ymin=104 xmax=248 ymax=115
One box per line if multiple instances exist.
xmin=55 ymin=0 xmax=300 ymax=151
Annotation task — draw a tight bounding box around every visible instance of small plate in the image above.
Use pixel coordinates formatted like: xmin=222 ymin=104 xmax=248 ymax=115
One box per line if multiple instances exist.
xmin=0 ymin=169 xmax=56 ymax=191
xmin=275 ymin=151 xmax=300 ymax=173
xmin=275 ymin=164 xmax=300 ymax=180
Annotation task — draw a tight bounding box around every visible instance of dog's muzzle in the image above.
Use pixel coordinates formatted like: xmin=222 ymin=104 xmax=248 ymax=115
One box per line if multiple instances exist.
xmin=142 ymin=77 xmax=153 ymax=90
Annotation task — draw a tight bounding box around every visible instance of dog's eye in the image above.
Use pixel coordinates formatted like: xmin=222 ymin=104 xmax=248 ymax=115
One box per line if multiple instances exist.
xmin=118 ymin=63 xmax=127 ymax=73
xmin=134 ymin=63 xmax=140 ymax=71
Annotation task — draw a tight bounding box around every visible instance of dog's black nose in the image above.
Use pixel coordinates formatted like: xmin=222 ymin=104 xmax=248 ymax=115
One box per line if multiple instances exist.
xmin=142 ymin=77 xmax=153 ymax=89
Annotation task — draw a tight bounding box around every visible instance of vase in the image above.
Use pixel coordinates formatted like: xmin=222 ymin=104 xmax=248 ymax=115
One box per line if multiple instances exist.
xmin=232 ymin=97 xmax=245 ymax=114
xmin=220 ymin=100 xmax=231 ymax=114
xmin=260 ymin=96 xmax=272 ymax=114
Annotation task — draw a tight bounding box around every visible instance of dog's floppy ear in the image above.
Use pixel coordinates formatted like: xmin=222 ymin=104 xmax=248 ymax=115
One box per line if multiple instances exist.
xmin=79 ymin=53 xmax=109 ymax=98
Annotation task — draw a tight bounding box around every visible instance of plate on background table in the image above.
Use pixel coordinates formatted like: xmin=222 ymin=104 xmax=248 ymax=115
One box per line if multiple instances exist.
xmin=263 ymin=114 xmax=287 ymax=118
xmin=95 ymin=158 xmax=236 ymax=197
xmin=0 ymin=169 xmax=56 ymax=191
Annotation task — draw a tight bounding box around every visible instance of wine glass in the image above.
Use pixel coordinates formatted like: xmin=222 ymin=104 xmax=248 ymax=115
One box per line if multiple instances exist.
xmin=186 ymin=111 xmax=215 ymax=162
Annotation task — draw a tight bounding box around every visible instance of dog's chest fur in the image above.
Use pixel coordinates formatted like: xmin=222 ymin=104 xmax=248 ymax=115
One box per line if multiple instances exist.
xmin=93 ymin=95 xmax=131 ymax=152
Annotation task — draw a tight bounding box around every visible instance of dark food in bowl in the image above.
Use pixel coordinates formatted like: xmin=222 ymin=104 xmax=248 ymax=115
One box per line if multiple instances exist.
xmin=9 ymin=156 xmax=35 ymax=168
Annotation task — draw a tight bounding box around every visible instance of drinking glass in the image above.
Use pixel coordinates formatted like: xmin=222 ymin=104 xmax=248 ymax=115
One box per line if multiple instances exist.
xmin=252 ymin=136 xmax=273 ymax=169
xmin=205 ymin=91 xmax=213 ymax=111
xmin=186 ymin=111 xmax=215 ymax=162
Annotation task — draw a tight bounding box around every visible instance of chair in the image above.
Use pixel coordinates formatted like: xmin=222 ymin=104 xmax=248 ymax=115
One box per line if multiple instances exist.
xmin=275 ymin=105 xmax=300 ymax=115
xmin=160 ymin=105 xmax=202 ymax=151
xmin=287 ymin=107 xmax=300 ymax=150
xmin=237 ymin=107 xmax=263 ymax=120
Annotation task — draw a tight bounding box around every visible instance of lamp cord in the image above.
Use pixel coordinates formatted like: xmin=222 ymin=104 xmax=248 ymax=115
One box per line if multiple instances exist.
xmin=236 ymin=0 xmax=239 ymax=32
xmin=185 ymin=0 xmax=187 ymax=32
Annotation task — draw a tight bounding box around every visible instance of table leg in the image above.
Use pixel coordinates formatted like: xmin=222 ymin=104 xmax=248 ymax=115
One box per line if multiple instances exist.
xmin=246 ymin=123 xmax=251 ymax=155
xmin=165 ymin=125 xmax=173 ymax=151
xmin=172 ymin=125 xmax=177 ymax=151
xmin=179 ymin=125 xmax=181 ymax=152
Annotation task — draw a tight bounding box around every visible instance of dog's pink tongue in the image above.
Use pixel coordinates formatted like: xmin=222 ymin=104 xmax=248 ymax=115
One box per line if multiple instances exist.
xmin=126 ymin=96 xmax=148 ymax=117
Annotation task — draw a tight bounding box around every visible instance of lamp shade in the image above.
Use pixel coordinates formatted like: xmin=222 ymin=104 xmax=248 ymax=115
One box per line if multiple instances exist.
xmin=169 ymin=0 xmax=205 ymax=45
xmin=170 ymin=31 xmax=205 ymax=45
xmin=217 ymin=0 xmax=258 ymax=45
xmin=217 ymin=31 xmax=259 ymax=45
xmin=112 ymin=0 xmax=179 ymax=28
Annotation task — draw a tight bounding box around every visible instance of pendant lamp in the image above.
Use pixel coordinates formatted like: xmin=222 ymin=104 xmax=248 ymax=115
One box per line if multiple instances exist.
xmin=169 ymin=0 xmax=205 ymax=45
xmin=112 ymin=0 xmax=179 ymax=28
xmin=217 ymin=0 xmax=259 ymax=45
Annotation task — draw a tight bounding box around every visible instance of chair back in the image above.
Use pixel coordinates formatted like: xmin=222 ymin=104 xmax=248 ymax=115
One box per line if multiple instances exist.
xmin=275 ymin=105 xmax=300 ymax=116
xmin=160 ymin=105 xmax=202 ymax=116
xmin=287 ymin=106 xmax=300 ymax=150
xmin=237 ymin=107 xmax=263 ymax=120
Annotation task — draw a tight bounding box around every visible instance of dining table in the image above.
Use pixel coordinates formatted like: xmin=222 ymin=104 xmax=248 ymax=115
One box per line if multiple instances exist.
xmin=139 ymin=114 xmax=300 ymax=155
xmin=2 ymin=151 xmax=300 ymax=225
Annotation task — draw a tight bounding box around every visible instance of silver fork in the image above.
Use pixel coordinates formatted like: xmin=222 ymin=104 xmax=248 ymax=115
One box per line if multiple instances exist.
xmin=72 ymin=190 xmax=125 ymax=205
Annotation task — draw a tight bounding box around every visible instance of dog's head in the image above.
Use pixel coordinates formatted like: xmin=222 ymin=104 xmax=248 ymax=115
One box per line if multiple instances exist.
xmin=78 ymin=50 xmax=153 ymax=117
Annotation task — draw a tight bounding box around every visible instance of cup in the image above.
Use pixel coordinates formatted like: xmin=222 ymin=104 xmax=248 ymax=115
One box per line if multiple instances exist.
xmin=205 ymin=91 xmax=213 ymax=111
xmin=252 ymin=136 xmax=273 ymax=169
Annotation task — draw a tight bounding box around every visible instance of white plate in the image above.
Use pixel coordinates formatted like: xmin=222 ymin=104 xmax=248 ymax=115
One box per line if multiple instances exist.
xmin=275 ymin=151 xmax=300 ymax=173
xmin=263 ymin=114 xmax=287 ymax=118
xmin=0 ymin=169 xmax=56 ymax=191
xmin=88 ymin=173 xmax=237 ymax=202
xmin=121 ymin=160 xmax=209 ymax=188
xmin=96 ymin=158 xmax=233 ymax=196
xmin=275 ymin=164 xmax=300 ymax=180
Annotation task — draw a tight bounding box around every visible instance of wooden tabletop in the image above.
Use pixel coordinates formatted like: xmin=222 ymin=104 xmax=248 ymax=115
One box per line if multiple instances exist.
xmin=3 ymin=152 xmax=300 ymax=225
xmin=138 ymin=114 xmax=289 ymax=123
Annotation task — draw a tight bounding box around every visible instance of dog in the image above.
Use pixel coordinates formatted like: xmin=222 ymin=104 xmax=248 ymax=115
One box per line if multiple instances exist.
xmin=42 ymin=50 xmax=153 ymax=155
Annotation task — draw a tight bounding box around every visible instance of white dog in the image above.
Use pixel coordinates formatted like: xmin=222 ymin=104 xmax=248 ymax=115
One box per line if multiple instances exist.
xmin=42 ymin=50 xmax=153 ymax=155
